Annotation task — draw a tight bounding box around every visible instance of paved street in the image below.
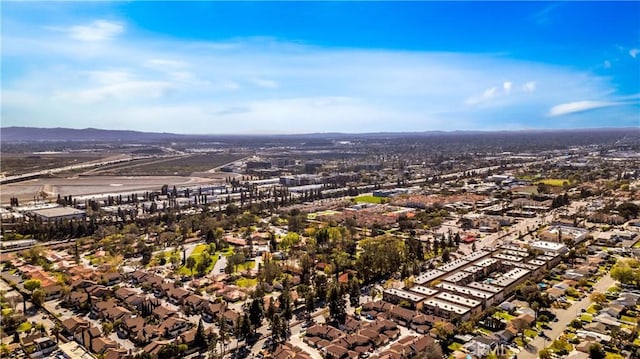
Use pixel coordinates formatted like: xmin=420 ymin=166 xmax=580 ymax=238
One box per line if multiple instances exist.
xmin=519 ymin=273 xmax=615 ymax=359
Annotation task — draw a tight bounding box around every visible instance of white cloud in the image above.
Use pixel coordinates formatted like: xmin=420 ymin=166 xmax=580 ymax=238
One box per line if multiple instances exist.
xmin=249 ymin=78 xmax=279 ymax=89
xmin=3 ymin=28 xmax=637 ymax=132
xmin=630 ymin=48 xmax=640 ymax=58
xmin=604 ymin=60 xmax=611 ymax=68
xmin=548 ymin=100 xmax=616 ymax=116
xmin=85 ymin=70 xmax=132 ymax=84
xmin=145 ymin=59 xmax=188 ymax=69
xmin=53 ymin=80 xmax=173 ymax=103
xmin=503 ymin=81 xmax=512 ymax=93
xmin=55 ymin=20 xmax=124 ymax=41
xmin=523 ymin=81 xmax=537 ymax=92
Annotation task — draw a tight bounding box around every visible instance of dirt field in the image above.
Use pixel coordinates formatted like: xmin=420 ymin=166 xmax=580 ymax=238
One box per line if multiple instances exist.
xmin=98 ymin=153 xmax=247 ymax=176
xmin=1 ymin=152 xmax=111 ymax=177
xmin=0 ymin=175 xmax=228 ymax=204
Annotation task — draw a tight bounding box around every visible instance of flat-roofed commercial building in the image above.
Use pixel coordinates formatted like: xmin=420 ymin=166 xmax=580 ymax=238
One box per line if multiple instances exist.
xmin=499 ymin=244 xmax=528 ymax=254
xmin=435 ymin=282 xmax=495 ymax=308
xmin=415 ymin=269 xmax=445 ymax=286
xmin=462 ymin=265 xmax=485 ymax=281
xmin=493 ymin=253 xmax=524 ymax=263
xmin=435 ymin=292 xmax=482 ymax=317
xmin=437 ymin=258 xmax=470 ymax=273
xmin=422 ymin=298 xmax=471 ymax=321
xmin=462 ymin=250 xmax=492 ymax=262
xmin=502 ymin=261 xmax=544 ymax=279
xmin=472 ymin=258 xmax=502 ymax=276
xmin=492 ymin=268 xmax=530 ymax=295
xmin=408 ymin=285 xmax=439 ymax=297
xmin=530 ymin=241 xmax=568 ymax=255
xmin=501 ymin=250 xmax=529 ymax=258
xmin=383 ymin=288 xmax=426 ymax=309
xmin=468 ymin=281 xmax=504 ymax=302
xmin=29 ymin=207 xmax=86 ymax=222
xmin=443 ymin=271 xmax=473 ymax=286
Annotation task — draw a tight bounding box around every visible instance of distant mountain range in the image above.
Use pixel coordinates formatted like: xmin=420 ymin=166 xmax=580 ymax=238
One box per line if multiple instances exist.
xmin=1 ymin=126 xmax=637 ymax=142
xmin=1 ymin=127 xmax=191 ymax=142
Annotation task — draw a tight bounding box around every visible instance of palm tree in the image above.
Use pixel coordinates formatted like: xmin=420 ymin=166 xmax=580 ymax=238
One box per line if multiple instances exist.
xmin=218 ymin=316 xmax=228 ymax=357
xmin=51 ymin=323 xmax=61 ymax=343
xmin=208 ymin=332 xmax=219 ymax=359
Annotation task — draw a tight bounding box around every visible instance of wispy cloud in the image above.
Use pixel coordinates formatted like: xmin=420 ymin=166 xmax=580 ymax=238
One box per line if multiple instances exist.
xmin=523 ymin=81 xmax=537 ymax=92
xmin=548 ymin=101 xmax=617 ymax=117
xmin=51 ymin=20 xmax=124 ymax=41
xmin=532 ymin=3 xmax=562 ymax=26
xmin=630 ymin=48 xmax=640 ymax=58
xmin=503 ymin=81 xmax=512 ymax=93
xmin=3 ymin=18 xmax=638 ymax=132
xmin=249 ymin=77 xmax=279 ymax=89
xmin=548 ymin=95 xmax=640 ymax=117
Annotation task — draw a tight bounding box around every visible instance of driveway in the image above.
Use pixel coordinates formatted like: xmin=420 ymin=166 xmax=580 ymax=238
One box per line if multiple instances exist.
xmin=518 ymin=273 xmax=615 ymax=359
xmin=213 ymin=253 xmax=228 ymax=275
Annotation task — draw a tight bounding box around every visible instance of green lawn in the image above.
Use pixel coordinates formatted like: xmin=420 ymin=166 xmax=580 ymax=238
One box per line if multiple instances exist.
xmin=580 ymin=314 xmax=593 ymax=323
xmin=536 ymin=179 xmax=569 ymax=187
xmin=525 ymin=329 xmax=538 ymax=338
xmin=178 ymin=244 xmax=218 ymax=276
xmin=448 ymin=342 xmax=463 ymax=351
xmin=17 ymin=322 xmax=32 ymax=332
xmin=236 ymin=261 xmax=255 ymax=272
xmin=354 ymin=195 xmax=383 ymax=204
xmin=494 ymin=311 xmax=516 ymax=321
xmin=633 ymin=241 xmax=640 ymax=248
xmin=621 ymin=315 xmax=638 ymax=323
xmin=191 ymin=244 xmax=207 ymax=256
xmin=235 ymin=277 xmax=257 ymax=288
xmin=586 ymin=305 xmax=598 ymax=315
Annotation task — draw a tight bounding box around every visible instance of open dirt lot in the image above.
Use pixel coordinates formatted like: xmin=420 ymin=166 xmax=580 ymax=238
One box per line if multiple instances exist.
xmin=0 ymin=175 xmax=227 ymax=204
xmin=0 ymin=152 xmax=111 ymax=177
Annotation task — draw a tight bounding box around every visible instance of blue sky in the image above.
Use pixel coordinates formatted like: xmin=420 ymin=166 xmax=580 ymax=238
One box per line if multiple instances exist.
xmin=2 ymin=1 xmax=639 ymax=134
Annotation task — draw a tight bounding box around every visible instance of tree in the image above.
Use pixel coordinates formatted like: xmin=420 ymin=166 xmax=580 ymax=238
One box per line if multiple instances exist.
xmin=51 ymin=323 xmax=61 ymax=343
xmin=102 ymin=321 xmax=114 ymax=335
xmin=240 ymin=313 xmax=251 ymax=342
xmin=195 ymin=319 xmax=206 ymax=349
xmin=512 ymin=317 xmax=529 ymax=341
xmin=279 ymin=289 xmax=293 ymax=322
xmin=617 ymin=202 xmax=639 ymax=220
xmin=348 ymin=277 xmax=360 ymax=308
xmin=186 ymin=256 xmax=196 ymax=276
xmin=31 ymin=289 xmax=45 ymax=308
xmin=23 ymin=279 xmax=41 ymax=293
xmin=539 ymin=349 xmax=553 ymax=359
xmin=327 ymin=282 xmax=346 ymax=325
xmin=432 ymin=321 xmax=453 ymax=340
xmin=314 ymin=274 xmax=328 ymax=303
xmin=588 ymin=343 xmax=606 ymax=359
xmin=207 ymin=332 xmax=219 ymax=359
xmin=248 ymin=297 xmax=263 ymax=333
xmin=611 ymin=258 xmax=640 ymax=287
xmin=218 ymin=316 xmax=228 ymax=357
xmin=441 ymin=248 xmax=450 ymax=263
xmin=590 ymin=292 xmax=607 ymax=305
xmin=414 ymin=340 xmax=443 ymax=359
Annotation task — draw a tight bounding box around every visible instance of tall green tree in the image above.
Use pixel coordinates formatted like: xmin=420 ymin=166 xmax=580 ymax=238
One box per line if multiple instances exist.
xmin=327 ymin=282 xmax=347 ymax=325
